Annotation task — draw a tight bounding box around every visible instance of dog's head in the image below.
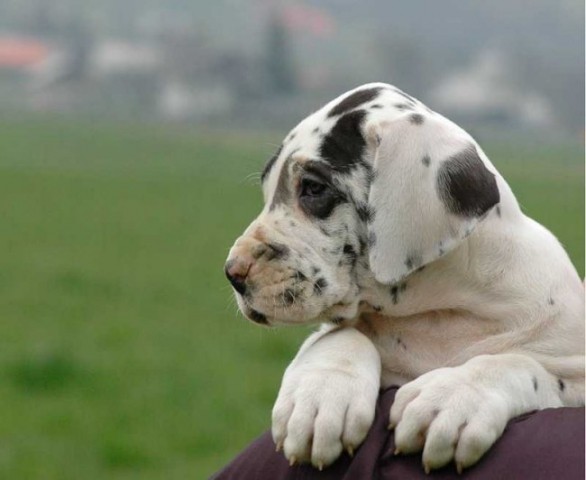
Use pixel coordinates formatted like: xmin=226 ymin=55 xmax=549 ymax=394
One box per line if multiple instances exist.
xmin=225 ymin=84 xmax=500 ymax=326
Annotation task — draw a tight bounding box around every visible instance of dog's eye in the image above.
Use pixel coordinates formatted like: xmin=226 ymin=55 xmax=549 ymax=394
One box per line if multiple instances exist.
xmin=300 ymin=178 xmax=327 ymax=197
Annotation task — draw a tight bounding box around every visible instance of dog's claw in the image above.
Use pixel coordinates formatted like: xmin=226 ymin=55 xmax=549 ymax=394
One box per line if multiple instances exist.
xmin=289 ymin=456 xmax=297 ymax=467
xmin=346 ymin=445 xmax=354 ymax=457
xmin=275 ymin=441 xmax=283 ymax=452
xmin=317 ymin=462 xmax=324 ymax=471
xmin=387 ymin=422 xmax=396 ymax=431
xmin=393 ymin=448 xmax=401 ymax=456
xmin=423 ymin=462 xmax=431 ymax=475
xmin=456 ymin=462 xmax=463 ymax=474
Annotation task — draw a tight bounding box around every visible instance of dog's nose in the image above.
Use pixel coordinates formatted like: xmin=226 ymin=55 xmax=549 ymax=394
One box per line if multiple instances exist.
xmin=224 ymin=257 xmax=252 ymax=295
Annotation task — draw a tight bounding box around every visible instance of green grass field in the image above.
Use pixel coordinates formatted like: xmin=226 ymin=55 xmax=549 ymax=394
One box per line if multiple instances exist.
xmin=0 ymin=117 xmax=583 ymax=479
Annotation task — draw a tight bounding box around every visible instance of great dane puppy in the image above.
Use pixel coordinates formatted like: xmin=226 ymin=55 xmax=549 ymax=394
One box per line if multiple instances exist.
xmin=225 ymin=83 xmax=585 ymax=473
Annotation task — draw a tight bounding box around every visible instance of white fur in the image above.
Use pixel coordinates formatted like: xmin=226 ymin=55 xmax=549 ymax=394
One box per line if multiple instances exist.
xmin=227 ymin=83 xmax=585 ymax=472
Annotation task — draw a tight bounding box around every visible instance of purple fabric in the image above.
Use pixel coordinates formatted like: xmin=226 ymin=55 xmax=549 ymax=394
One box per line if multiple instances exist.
xmin=211 ymin=387 xmax=585 ymax=480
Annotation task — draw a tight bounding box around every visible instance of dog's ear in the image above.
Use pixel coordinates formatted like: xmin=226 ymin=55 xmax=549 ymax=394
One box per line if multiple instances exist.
xmin=365 ymin=114 xmax=500 ymax=285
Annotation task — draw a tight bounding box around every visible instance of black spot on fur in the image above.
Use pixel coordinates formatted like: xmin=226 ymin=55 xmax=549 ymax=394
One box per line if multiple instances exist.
xmin=287 ymin=132 xmax=296 ymax=142
xmin=357 ymin=204 xmax=373 ymax=223
xmin=312 ymin=127 xmax=320 ymax=134
xmin=547 ymin=296 xmax=555 ymax=305
xmin=373 ymin=305 xmax=382 ymax=312
xmin=532 ymin=377 xmax=538 ymax=391
xmin=496 ymin=205 xmax=502 ymax=217
xmin=331 ymin=317 xmax=344 ymax=325
xmin=437 ymin=145 xmax=500 ymax=217
xmin=320 ymin=110 xmax=368 ymax=172
xmin=405 ymin=255 xmax=422 ymax=271
xmin=395 ymin=103 xmax=413 ymax=111
xmin=313 ymin=277 xmax=328 ymax=295
xmin=295 ymin=272 xmax=307 ymax=283
xmin=265 ymin=242 xmax=289 ymax=260
xmin=365 ymin=166 xmax=376 ymax=186
xmin=248 ymin=309 xmax=268 ymax=325
xmin=368 ymin=231 xmax=376 ymax=247
xmin=409 ymin=113 xmax=425 ymax=125
xmin=558 ymin=379 xmax=565 ymax=391
xmin=310 ymin=266 xmax=320 ymax=275
xmin=283 ymin=288 xmax=296 ymax=306
xmin=370 ymin=104 xmax=383 ymax=109
xmin=261 ymin=145 xmax=282 ymax=183
xmin=343 ymin=244 xmax=358 ymax=265
xmin=397 ymin=337 xmax=407 ymax=350
xmin=390 ymin=282 xmax=407 ymax=304
xmin=422 ymin=155 xmax=431 ymax=167
xmin=328 ymin=87 xmax=383 ymax=117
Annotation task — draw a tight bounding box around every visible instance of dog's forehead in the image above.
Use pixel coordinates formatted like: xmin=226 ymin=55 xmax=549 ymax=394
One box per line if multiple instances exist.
xmin=262 ymin=82 xmax=424 ymax=197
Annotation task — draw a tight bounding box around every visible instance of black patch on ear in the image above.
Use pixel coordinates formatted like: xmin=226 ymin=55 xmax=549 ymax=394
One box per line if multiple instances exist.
xmin=328 ymin=87 xmax=383 ymax=117
xmin=409 ymin=113 xmax=425 ymax=125
xmin=313 ymin=277 xmax=328 ymax=295
xmin=270 ymin=156 xmax=292 ymax=210
xmin=261 ymin=145 xmax=282 ymax=183
xmin=319 ymin=109 xmax=367 ymax=172
xmin=437 ymin=145 xmax=500 ymax=217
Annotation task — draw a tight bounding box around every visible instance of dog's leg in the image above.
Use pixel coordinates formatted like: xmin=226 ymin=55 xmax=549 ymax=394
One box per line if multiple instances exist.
xmin=389 ymin=353 xmax=583 ymax=473
xmin=272 ymin=325 xmax=381 ymax=469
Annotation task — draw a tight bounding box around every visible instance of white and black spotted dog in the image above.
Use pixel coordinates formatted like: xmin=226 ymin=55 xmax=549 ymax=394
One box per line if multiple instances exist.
xmin=225 ymin=83 xmax=585 ymax=473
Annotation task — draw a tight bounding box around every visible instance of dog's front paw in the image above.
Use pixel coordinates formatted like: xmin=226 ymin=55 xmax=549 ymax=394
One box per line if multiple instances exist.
xmin=272 ymin=328 xmax=380 ymax=469
xmin=390 ymin=366 xmax=509 ymax=473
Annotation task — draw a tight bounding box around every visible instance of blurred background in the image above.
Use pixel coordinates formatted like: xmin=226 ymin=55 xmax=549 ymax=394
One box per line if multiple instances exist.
xmin=0 ymin=1 xmax=583 ymax=478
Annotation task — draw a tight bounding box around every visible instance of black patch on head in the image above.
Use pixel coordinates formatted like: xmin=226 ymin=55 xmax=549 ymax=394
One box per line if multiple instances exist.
xmin=558 ymin=379 xmax=565 ymax=391
xmin=248 ymin=309 xmax=268 ymax=325
xmin=422 ymin=155 xmax=431 ymax=167
xmin=405 ymin=255 xmax=422 ymax=271
xmin=298 ymin=160 xmax=347 ymax=219
xmin=283 ymin=288 xmax=296 ymax=306
xmin=437 ymin=145 xmax=500 ymax=217
xmin=495 ymin=206 xmax=501 ymax=217
xmin=313 ymin=277 xmax=328 ymax=295
xmin=320 ymin=109 xmax=368 ymax=172
xmin=356 ymin=203 xmax=373 ymax=223
xmin=270 ymin=156 xmax=293 ymax=210
xmin=265 ymin=242 xmax=290 ymax=261
xmin=532 ymin=377 xmax=538 ymax=391
xmin=261 ymin=145 xmax=282 ymax=183
xmin=370 ymin=104 xmax=383 ymax=109
xmin=409 ymin=113 xmax=425 ymax=125
xmin=328 ymin=87 xmax=383 ymax=117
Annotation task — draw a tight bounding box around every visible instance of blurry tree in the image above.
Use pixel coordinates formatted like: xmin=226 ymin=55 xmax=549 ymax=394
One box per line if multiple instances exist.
xmin=265 ymin=11 xmax=297 ymax=95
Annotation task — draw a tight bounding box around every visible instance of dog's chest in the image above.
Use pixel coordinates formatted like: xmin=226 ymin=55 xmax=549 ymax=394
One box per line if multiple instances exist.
xmin=355 ymin=311 xmax=503 ymax=388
